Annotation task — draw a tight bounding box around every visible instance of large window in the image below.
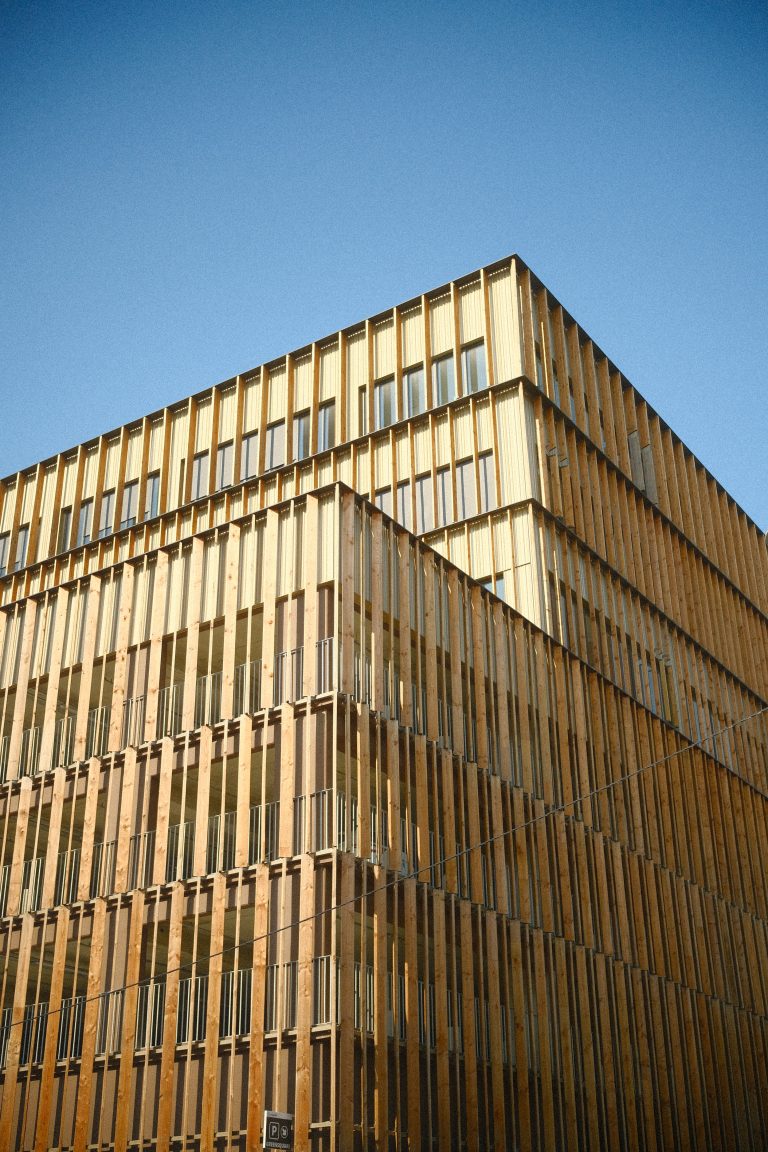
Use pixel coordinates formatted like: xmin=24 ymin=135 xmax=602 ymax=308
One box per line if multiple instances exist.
xmin=191 ymin=452 xmax=209 ymax=500
xmin=120 ymin=481 xmax=138 ymax=529
xmin=317 ymin=401 xmax=335 ymax=452
xmin=216 ymin=442 xmax=233 ymax=490
xmin=456 ymin=459 xmax=476 ymax=520
xmin=293 ymin=411 xmax=310 ymax=461
xmin=241 ymin=432 xmax=259 ymax=480
xmin=436 ymin=466 xmax=451 ymax=527
xmin=375 ymin=486 xmax=392 ymax=517
xmin=478 ymin=451 xmax=495 ymax=513
xmin=13 ymin=524 xmax=29 ymax=571
xmin=145 ymin=472 xmax=160 ymax=519
xmin=415 ymin=473 xmax=433 ymax=534
xmin=461 ymin=342 xmax=487 ymax=395
xmin=57 ymin=507 xmax=72 ymax=553
xmin=98 ymin=491 xmax=115 ymax=539
xmin=397 ymin=480 xmax=411 ymax=531
xmin=402 ymin=367 xmax=425 ymax=418
xmin=77 ymin=499 xmax=93 ymax=547
xmin=432 ymin=355 xmax=455 ymax=406
xmin=373 ymin=378 xmax=395 ymax=431
xmin=265 ymin=421 xmax=285 ymax=470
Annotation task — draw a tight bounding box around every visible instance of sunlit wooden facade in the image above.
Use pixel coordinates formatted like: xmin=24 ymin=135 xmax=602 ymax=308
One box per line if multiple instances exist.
xmin=0 ymin=256 xmax=766 ymax=1150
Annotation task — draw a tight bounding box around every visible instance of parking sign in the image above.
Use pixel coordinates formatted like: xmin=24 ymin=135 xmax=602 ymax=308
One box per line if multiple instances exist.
xmin=263 ymin=1110 xmax=294 ymax=1150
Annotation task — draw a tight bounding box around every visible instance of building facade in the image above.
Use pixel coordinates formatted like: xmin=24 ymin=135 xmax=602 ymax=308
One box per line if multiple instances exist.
xmin=0 ymin=255 xmax=766 ymax=1151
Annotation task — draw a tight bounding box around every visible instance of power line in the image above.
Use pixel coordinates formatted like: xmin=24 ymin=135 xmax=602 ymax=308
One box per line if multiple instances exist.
xmin=1 ymin=702 xmax=766 ymax=1038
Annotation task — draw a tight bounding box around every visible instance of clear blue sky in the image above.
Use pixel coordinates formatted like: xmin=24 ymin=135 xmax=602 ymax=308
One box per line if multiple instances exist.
xmin=1 ymin=0 xmax=766 ymax=529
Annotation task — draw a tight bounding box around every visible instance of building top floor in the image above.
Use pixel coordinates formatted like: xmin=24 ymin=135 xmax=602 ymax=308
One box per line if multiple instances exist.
xmin=0 ymin=255 xmax=764 ymax=614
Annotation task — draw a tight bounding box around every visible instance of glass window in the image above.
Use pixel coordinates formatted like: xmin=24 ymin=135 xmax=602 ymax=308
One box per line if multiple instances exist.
xmin=494 ymin=573 xmax=506 ymax=602
xmin=456 ymin=459 xmax=476 ymax=520
xmin=397 ymin=480 xmax=411 ymax=530
xmin=13 ymin=524 xmax=29 ymax=570
xmin=293 ymin=411 xmax=310 ymax=461
xmin=0 ymin=532 xmax=9 ymax=576
xmin=358 ymin=386 xmax=368 ymax=436
xmin=461 ymin=342 xmax=487 ymax=395
xmin=57 ymin=507 xmax=72 ymax=553
xmin=216 ymin=442 xmax=233 ymax=489
xmin=432 ymin=355 xmax=455 ymax=406
xmin=98 ymin=491 xmax=115 ymax=539
xmin=374 ymin=378 xmax=395 ymax=431
xmin=265 ymin=422 xmax=285 ymax=470
xmin=191 ymin=452 xmax=209 ymax=500
xmin=478 ymin=451 xmax=495 ymax=513
xmin=415 ymin=473 xmax=433 ymax=534
xmin=402 ymin=367 xmax=425 ymax=418
xmin=317 ymin=401 xmax=335 ymax=452
xmin=145 ymin=472 xmax=160 ymax=519
xmin=436 ymin=466 xmax=451 ymax=527
xmin=241 ymin=432 xmax=259 ymax=480
xmin=375 ymin=487 xmax=392 ymax=517
xmin=77 ymin=499 xmax=93 ymax=547
xmin=120 ymin=481 xmax=138 ymax=529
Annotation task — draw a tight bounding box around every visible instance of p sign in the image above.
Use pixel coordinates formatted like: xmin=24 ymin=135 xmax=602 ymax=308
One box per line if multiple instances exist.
xmin=263 ymin=1110 xmax=294 ymax=1150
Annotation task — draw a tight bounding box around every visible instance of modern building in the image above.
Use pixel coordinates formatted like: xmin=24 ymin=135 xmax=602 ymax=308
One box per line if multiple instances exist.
xmin=0 ymin=255 xmax=766 ymax=1152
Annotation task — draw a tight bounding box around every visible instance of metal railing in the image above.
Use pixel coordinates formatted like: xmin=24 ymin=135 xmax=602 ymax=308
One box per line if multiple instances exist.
xmin=166 ymin=821 xmax=195 ymax=882
xmin=19 ymin=856 xmax=45 ymax=913
xmin=85 ymin=706 xmax=110 ymax=759
xmin=156 ymin=683 xmax=183 ymax=738
xmin=54 ymin=847 xmax=80 ymax=906
xmin=128 ymin=829 xmax=156 ymax=889
xmin=90 ymin=840 xmax=117 ymax=899
xmin=18 ymin=726 xmax=41 ymax=777
xmin=52 ymin=714 xmax=75 ymax=768
xmin=249 ymin=802 xmax=279 ymax=864
xmin=207 ymin=810 xmax=236 ymax=873
xmin=234 ymin=659 xmax=261 ymax=715
xmin=96 ymin=988 xmax=124 ymax=1055
xmin=122 ymin=694 xmax=146 ymax=747
xmin=195 ymin=671 xmax=222 ymax=728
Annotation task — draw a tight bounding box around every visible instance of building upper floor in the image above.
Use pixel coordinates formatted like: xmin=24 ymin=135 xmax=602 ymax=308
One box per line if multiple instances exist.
xmin=0 ymin=255 xmax=764 ymax=629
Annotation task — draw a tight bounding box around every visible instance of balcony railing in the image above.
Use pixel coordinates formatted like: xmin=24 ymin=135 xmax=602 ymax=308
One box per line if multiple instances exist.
xmin=85 ymin=706 xmax=110 ymax=759
xmin=166 ymin=821 xmax=195 ymax=882
xmin=156 ymin=683 xmax=183 ymax=738
xmin=195 ymin=671 xmax=222 ymax=728
xmin=0 ymin=863 xmax=10 ymax=917
xmin=122 ymin=694 xmax=146 ymax=747
xmin=234 ymin=659 xmax=261 ymax=715
xmin=96 ymin=988 xmax=124 ymax=1055
xmin=206 ymin=810 xmax=236 ymax=873
xmin=19 ymin=1001 xmax=48 ymax=1065
xmin=128 ymin=829 xmax=156 ymax=890
xmin=52 ymin=713 xmax=76 ymax=768
xmin=90 ymin=839 xmax=117 ymax=899
xmin=54 ymin=847 xmax=80 ymax=906
xmin=249 ymin=802 xmax=279 ymax=863
xmin=19 ymin=856 xmax=45 ymax=913
xmin=0 ymin=735 xmax=9 ymax=783
xmin=18 ymin=726 xmax=41 ymax=777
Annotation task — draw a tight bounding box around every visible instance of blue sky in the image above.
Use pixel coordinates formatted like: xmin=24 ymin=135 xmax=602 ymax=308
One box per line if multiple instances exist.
xmin=1 ymin=0 xmax=766 ymax=529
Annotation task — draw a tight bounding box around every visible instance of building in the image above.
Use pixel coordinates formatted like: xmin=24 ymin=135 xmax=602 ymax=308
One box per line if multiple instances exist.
xmin=0 ymin=254 xmax=766 ymax=1151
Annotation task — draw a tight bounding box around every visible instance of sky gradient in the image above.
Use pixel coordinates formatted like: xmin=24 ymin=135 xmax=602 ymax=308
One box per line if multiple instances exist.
xmin=1 ymin=0 xmax=766 ymax=529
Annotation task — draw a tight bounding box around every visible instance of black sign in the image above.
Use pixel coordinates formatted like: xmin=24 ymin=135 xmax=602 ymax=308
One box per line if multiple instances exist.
xmin=263 ymin=1110 xmax=294 ymax=1151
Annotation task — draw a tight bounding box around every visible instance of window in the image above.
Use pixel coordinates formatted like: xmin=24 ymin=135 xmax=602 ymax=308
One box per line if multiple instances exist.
xmin=396 ymin=480 xmax=411 ymax=530
xmin=216 ymin=442 xmax=233 ymax=490
xmin=415 ymin=473 xmax=433 ymax=534
xmin=461 ymin=342 xmax=487 ymax=394
xmin=373 ymin=378 xmax=395 ymax=430
xmin=191 ymin=452 xmax=209 ymax=500
xmin=265 ymin=421 xmax=285 ymax=470
xmin=120 ymin=481 xmax=138 ymax=529
xmin=145 ymin=472 xmax=160 ymax=519
xmin=98 ymin=491 xmax=115 ymax=539
xmin=57 ymin=507 xmax=72 ymax=553
xmin=402 ymin=367 xmax=425 ymax=418
xmin=456 ymin=459 xmax=476 ymax=519
xmin=375 ymin=487 xmax=392 ymax=517
xmin=358 ymin=386 xmax=368 ymax=436
xmin=317 ymin=401 xmax=335 ymax=452
xmin=13 ymin=524 xmax=29 ymax=571
xmin=0 ymin=533 xmax=8 ymax=576
xmin=77 ymin=499 xmax=93 ymax=547
xmin=436 ymin=466 xmax=451 ymax=527
xmin=494 ymin=573 xmax=506 ymax=601
xmin=293 ymin=411 xmax=310 ymax=461
xmin=432 ymin=355 xmax=455 ymax=406
xmin=241 ymin=432 xmax=258 ymax=480
xmin=478 ymin=451 xmax=495 ymax=513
